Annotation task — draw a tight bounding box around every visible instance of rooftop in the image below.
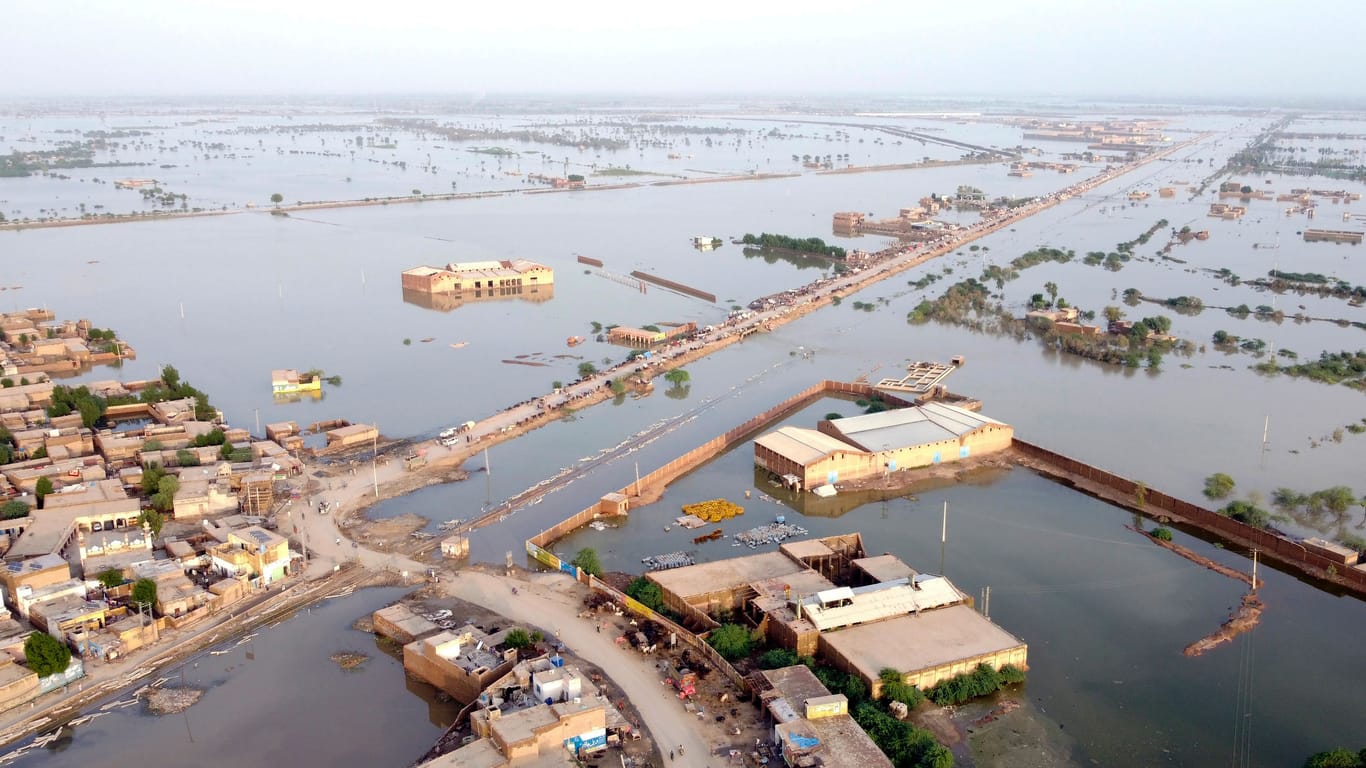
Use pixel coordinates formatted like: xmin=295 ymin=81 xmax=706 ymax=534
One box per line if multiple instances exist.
xmin=798 ymin=577 xmax=965 ymax=632
xmin=647 ymin=550 xmax=808 ymax=600
xmin=820 ymin=604 xmax=1026 ymax=682
xmin=755 ymin=426 xmax=860 ymax=465
xmin=852 ymin=554 xmax=919 ymax=584
xmin=826 ymin=402 xmax=1006 ymax=452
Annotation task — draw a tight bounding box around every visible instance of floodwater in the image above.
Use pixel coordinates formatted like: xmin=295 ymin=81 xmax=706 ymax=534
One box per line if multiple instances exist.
xmin=6 ymin=587 xmax=455 ymax=768
xmin=3 ymin=108 xmax=1365 ymax=765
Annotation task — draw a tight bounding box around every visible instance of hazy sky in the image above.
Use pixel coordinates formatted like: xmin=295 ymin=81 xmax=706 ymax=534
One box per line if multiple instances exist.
xmin=5 ymin=0 xmax=1362 ymax=101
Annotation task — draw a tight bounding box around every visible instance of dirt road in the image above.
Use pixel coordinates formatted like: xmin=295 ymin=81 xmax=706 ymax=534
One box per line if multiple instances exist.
xmin=441 ymin=568 xmax=724 ymax=765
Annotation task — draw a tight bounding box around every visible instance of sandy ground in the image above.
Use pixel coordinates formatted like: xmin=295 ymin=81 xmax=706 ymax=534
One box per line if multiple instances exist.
xmin=437 ymin=567 xmax=750 ymax=766
xmin=961 ymin=695 xmax=1082 ymax=768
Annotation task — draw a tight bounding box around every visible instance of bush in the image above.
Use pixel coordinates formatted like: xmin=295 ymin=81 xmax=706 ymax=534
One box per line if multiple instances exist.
xmin=23 ymin=632 xmax=71 ymax=677
xmin=926 ymin=663 xmax=1024 ymax=706
xmin=1221 ymin=500 xmax=1270 ymax=529
xmin=1303 ymin=748 xmax=1364 ymax=768
xmin=625 ymin=577 xmax=664 ymax=611
xmin=878 ymin=668 xmax=925 ymax=707
xmin=707 ymin=624 xmax=753 ymax=661
xmin=503 ymin=628 xmax=532 ymax=649
xmin=1150 ymin=527 xmax=1174 ymax=541
xmin=1 ymin=500 xmax=31 ymax=520
xmin=759 ymin=648 xmax=799 ymax=669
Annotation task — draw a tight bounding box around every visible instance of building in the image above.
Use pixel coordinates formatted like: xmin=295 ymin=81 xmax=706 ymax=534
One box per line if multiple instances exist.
xmin=403 ymin=625 xmax=519 ymax=702
xmin=208 ymin=526 xmax=290 ymax=586
xmin=650 ymin=536 xmax=1026 ymax=699
xmin=754 ymin=665 xmax=893 ymax=768
xmin=754 ymin=402 xmax=1013 ymax=492
xmin=1 ymin=554 xmax=71 ymax=612
xmin=1303 ymin=537 xmax=1360 ymax=566
xmin=0 ymin=658 xmax=38 ymax=715
xmin=373 ymin=603 xmax=440 ymax=645
xmin=323 ymin=423 xmax=378 ymax=451
xmin=820 ymin=604 xmax=1028 ymax=695
xmin=270 ymin=369 xmax=321 ymax=396
xmin=606 ymin=322 xmax=697 ymax=347
xmin=401 ymin=260 xmax=554 ymax=295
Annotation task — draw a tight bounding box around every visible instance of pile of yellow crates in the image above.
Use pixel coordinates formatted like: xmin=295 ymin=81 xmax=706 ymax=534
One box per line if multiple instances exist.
xmin=682 ymin=499 xmax=744 ymax=523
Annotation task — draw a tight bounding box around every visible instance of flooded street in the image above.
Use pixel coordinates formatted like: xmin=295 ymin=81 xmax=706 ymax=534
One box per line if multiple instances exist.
xmin=4 ymin=108 xmax=1364 ymax=767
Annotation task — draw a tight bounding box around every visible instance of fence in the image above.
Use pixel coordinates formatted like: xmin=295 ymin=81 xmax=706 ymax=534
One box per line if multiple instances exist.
xmin=1012 ymin=439 xmax=1366 ymax=595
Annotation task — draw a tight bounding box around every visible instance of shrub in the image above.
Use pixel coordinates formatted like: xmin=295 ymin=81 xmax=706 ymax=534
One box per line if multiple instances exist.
xmin=1 ymin=500 xmax=30 ymax=520
xmin=707 ymin=624 xmax=753 ymax=661
xmin=625 ymin=577 xmax=663 ymax=611
xmin=879 ymin=668 xmax=925 ymax=707
xmin=926 ymin=663 xmax=1025 ymax=706
xmin=1150 ymin=527 xmax=1174 ymax=541
xmin=759 ymin=648 xmax=799 ymax=669
xmin=503 ymin=628 xmax=532 ymax=649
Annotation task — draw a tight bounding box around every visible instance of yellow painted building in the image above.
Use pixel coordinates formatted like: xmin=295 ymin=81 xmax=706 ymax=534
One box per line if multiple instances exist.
xmin=754 ymin=402 xmax=1013 ymax=491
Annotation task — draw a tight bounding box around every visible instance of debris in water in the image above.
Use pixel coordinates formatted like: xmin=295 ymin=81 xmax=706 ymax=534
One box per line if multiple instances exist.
xmin=142 ymin=687 xmax=204 ymax=715
xmin=330 ymin=651 xmax=370 ymax=670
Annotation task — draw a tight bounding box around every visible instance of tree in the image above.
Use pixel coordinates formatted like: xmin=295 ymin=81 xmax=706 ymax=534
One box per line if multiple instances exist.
xmin=270 ymin=192 xmax=283 ymax=206
xmin=160 ymin=364 xmax=181 ymax=390
xmin=98 ymin=568 xmax=124 ymax=589
xmin=1150 ymin=527 xmax=1174 ymax=541
xmin=138 ymin=508 xmax=165 ymax=538
xmin=151 ymin=475 xmax=179 ymax=513
xmin=35 ymin=477 xmax=53 ymax=508
xmin=132 ymin=578 xmax=158 ymax=610
xmin=577 ymin=362 xmax=598 ymax=379
xmin=570 ymin=547 xmax=602 ymax=577
xmin=1044 ymin=281 xmax=1058 ymax=301
xmin=503 ymin=628 xmax=532 ymax=650
xmin=707 ymin=624 xmax=753 ymax=661
xmin=824 ymin=412 xmax=844 ymax=421
xmin=1303 ymin=748 xmax=1363 ymax=768
xmin=1 ymin=500 xmax=30 ymax=520
xmin=664 ymin=369 xmax=690 ymax=386
xmin=1203 ymin=473 xmax=1236 ymax=500
xmin=23 ymin=632 xmax=71 ymax=677
xmin=626 ymin=577 xmax=664 ymax=611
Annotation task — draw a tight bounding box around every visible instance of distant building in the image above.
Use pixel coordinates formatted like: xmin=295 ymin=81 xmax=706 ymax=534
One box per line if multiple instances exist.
xmin=401 ymin=261 xmax=554 ymax=295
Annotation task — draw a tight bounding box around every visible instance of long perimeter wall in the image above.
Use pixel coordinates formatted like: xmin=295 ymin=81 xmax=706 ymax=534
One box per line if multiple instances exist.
xmin=1013 ymin=439 xmax=1366 ymax=595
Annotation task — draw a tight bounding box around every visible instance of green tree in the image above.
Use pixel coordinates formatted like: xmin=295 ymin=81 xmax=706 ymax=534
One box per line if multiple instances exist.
xmin=1103 ymin=305 xmax=1124 ymax=324
xmin=570 ymin=547 xmax=602 ymax=577
xmin=503 ymin=628 xmax=532 ymax=650
xmin=132 ymin=578 xmax=158 ymax=609
xmin=1203 ymin=473 xmax=1236 ymax=500
xmin=1150 ymin=527 xmax=1174 ymax=541
xmin=270 ymin=192 xmax=283 ymax=206
xmin=625 ymin=577 xmax=664 ymax=611
xmin=23 ymin=632 xmax=71 ymax=677
xmin=1303 ymin=748 xmax=1363 ymax=768
xmin=176 ymin=449 xmax=200 ymax=467
xmin=1 ymin=500 xmax=30 ymax=519
xmin=138 ymin=508 xmax=165 ymax=538
xmin=97 ymin=568 xmax=124 ymax=589
xmin=706 ymin=624 xmax=753 ymax=661
xmin=151 ymin=475 xmax=179 ymax=513
xmin=35 ymin=477 xmax=53 ymax=508
xmin=879 ymin=668 xmax=925 ymax=707
xmin=759 ymin=648 xmax=799 ymax=669
xmin=160 ymin=364 xmax=181 ymax=390
xmin=577 ymin=362 xmax=598 ymax=379
xmin=664 ymin=369 xmax=690 ymax=386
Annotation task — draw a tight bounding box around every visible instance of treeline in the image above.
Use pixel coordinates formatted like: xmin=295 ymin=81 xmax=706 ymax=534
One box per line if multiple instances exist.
xmin=740 ymin=232 xmax=846 ymax=259
xmin=1274 ymin=350 xmax=1366 ymax=389
xmin=1117 ymin=218 xmax=1169 ymax=255
xmin=47 ymin=364 xmax=217 ymax=428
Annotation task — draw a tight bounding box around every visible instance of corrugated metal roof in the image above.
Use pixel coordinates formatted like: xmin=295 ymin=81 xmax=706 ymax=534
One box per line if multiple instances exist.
xmin=754 ymin=427 xmax=857 ymax=465
xmin=829 ymin=403 xmax=1004 ymax=451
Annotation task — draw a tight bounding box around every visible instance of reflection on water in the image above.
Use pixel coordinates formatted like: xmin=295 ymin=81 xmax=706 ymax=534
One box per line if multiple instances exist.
xmin=400 ymin=284 xmax=555 ymax=312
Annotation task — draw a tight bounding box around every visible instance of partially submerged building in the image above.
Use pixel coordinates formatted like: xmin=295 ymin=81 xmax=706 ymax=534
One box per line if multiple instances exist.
xmin=754 ymin=402 xmax=1013 ymax=492
xmin=402 ymin=261 xmax=554 ymax=295
xmin=403 ymin=625 xmax=519 ymax=703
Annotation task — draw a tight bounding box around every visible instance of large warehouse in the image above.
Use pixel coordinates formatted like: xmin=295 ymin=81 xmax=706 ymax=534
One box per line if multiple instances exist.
xmin=753 ymin=401 xmax=1012 ymax=491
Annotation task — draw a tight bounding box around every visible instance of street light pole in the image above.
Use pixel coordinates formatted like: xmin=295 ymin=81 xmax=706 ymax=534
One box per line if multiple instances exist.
xmin=372 ymin=423 xmax=379 ymax=499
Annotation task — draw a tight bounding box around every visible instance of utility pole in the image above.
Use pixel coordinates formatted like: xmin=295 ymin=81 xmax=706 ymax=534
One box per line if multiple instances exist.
xmin=634 ymin=461 xmax=640 ymax=497
xmin=372 ymin=424 xmax=379 ymax=499
xmin=1251 ymin=549 xmax=1259 ymax=591
xmin=984 ymin=586 xmax=991 ymax=620
xmin=940 ymin=501 xmax=948 ymax=576
xmin=254 ymin=408 xmax=260 ymax=438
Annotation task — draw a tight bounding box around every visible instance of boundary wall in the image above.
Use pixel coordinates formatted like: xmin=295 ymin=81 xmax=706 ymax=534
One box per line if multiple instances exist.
xmin=1013 ymin=439 xmax=1366 ymax=595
